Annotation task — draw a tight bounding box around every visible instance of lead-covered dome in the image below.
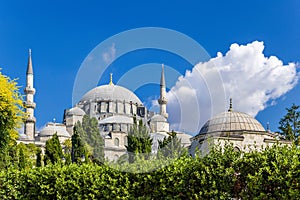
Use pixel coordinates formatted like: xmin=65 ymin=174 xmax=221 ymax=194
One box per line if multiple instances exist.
xmin=66 ymin=107 xmax=85 ymax=116
xmin=79 ymin=85 xmax=142 ymax=105
xmin=198 ymin=111 xmax=266 ymax=135
xmin=39 ymin=123 xmax=71 ymax=138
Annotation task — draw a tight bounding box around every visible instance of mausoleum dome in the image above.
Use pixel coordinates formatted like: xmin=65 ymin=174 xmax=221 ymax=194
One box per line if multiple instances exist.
xmin=79 ymin=84 xmax=142 ymax=105
xmin=198 ymin=110 xmax=266 ymax=135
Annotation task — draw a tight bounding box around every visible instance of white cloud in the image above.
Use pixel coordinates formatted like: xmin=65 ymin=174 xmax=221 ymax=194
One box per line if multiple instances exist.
xmin=166 ymin=41 xmax=299 ymax=134
xmin=102 ymin=43 xmax=116 ymax=64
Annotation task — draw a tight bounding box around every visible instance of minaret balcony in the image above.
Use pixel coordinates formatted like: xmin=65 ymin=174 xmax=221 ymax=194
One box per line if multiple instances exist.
xmin=24 ymin=87 xmax=36 ymax=95
xmin=25 ymin=116 xmax=36 ymax=123
xmin=24 ymin=101 xmax=36 ymax=109
xmin=158 ymin=98 xmax=168 ymax=104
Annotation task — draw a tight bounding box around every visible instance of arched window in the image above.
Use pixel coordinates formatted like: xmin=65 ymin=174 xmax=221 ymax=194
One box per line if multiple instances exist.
xmin=114 ymin=138 xmax=119 ymax=146
xmin=234 ymin=146 xmax=240 ymax=152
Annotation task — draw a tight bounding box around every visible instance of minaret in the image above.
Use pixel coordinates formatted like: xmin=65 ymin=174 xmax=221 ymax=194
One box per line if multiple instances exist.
xmin=158 ymin=64 xmax=168 ymax=118
xmin=24 ymin=49 xmax=36 ymax=140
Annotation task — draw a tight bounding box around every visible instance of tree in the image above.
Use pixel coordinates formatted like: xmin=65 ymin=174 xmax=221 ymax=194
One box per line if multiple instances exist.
xmin=18 ymin=145 xmax=26 ymax=169
xmin=0 ymin=71 xmax=24 ymax=160
xmin=126 ymin=118 xmax=152 ymax=163
xmin=44 ymin=133 xmax=63 ymax=165
xmin=279 ymin=104 xmax=300 ymax=144
xmin=63 ymin=139 xmax=72 ymax=165
xmin=80 ymin=115 xmax=104 ymax=163
xmin=36 ymin=147 xmax=42 ymax=167
xmin=71 ymin=122 xmax=87 ymax=164
xmin=158 ymin=131 xmax=184 ymax=158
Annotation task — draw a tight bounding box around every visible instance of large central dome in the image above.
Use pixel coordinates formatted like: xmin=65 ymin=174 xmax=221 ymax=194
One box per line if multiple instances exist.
xmin=79 ymin=84 xmax=142 ymax=105
xmin=198 ymin=110 xmax=266 ymax=135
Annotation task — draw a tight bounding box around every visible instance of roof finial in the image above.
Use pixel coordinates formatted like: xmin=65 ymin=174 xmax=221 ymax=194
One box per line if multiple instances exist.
xmin=267 ymin=122 xmax=270 ymax=132
xmin=228 ymin=98 xmax=233 ymax=112
xmin=29 ymin=48 xmax=32 ymax=56
xmin=109 ymin=73 xmax=114 ymax=85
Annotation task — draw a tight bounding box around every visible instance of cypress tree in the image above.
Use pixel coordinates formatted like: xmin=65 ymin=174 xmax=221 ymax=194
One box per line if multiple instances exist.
xmin=158 ymin=131 xmax=184 ymax=158
xmin=36 ymin=147 xmax=42 ymax=167
xmin=44 ymin=133 xmax=63 ymax=165
xmin=126 ymin=118 xmax=152 ymax=163
xmin=80 ymin=115 xmax=105 ymax=164
xmin=71 ymin=122 xmax=87 ymax=164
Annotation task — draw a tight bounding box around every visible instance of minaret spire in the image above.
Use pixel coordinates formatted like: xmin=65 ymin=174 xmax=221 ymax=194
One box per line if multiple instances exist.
xmin=27 ymin=49 xmax=33 ymax=74
xmin=158 ymin=64 xmax=168 ymax=118
xmin=24 ymin=49 xmax=36 ymax=140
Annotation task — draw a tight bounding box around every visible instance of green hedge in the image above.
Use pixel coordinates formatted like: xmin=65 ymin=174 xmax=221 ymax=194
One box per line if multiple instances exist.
xmin=0 ymin=144 xmax=299 ymax=199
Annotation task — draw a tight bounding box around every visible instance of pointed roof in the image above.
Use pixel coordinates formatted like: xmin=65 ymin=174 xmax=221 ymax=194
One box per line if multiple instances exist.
xmin=160 ymin=64 xmax=165 ymax=87
xmin=26 ymin=49 xmax=33 ymax=74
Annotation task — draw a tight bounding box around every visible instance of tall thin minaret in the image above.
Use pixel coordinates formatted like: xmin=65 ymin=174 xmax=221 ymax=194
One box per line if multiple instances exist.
xmin=24 ymin=49 xmax=36 ymax=140
xmin=158 ymin=64 xmax=168 ymax=118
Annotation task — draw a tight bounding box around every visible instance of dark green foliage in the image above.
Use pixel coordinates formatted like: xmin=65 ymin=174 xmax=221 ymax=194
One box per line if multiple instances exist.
xmin=126 ymin=119 xmax=152 ymax=163
xmin=74 ymin=115 xmax=105 ymax=163
xmin=1 ymin=144 xmax=300 ymax=199
xmin=18 ymin=146 xmax=26 ymax=169
xmin=44 ymin=133 xmax=63 ymax=165
xmin=279 ymin=103 xmax=300 ymax=144
xmin=158 ymin=131 xmax=184 ymax=158
xmin=36 ymin=148 xmax=42 ymax=167
xmin=81 ymin=115 xmax=105 ymax=163
xmin=71 ymin=123 xmax=87 ymax=164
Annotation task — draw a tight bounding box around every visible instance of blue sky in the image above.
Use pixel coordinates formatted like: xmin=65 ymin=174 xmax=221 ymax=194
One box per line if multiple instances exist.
xmin=0 ymin=0 xmax=299 ymax=133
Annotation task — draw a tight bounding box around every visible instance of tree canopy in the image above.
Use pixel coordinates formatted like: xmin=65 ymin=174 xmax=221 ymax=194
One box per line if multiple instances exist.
xmin=71 ymin=122 xmax=88 ymax=164
xmin=0 ymin=70 xmax=24 ymax=149
xmin=44 ymin=133 xmax=63 ymax=165
xmin=126 ymin=118 xmax=152 ymax=162
xmin=158 ymin=131 xmax=184 ymax=158
xmin=279 ymin=103 xmax=300 ymax=144
xmin=72 ymin=115 xmax=104 ymax=164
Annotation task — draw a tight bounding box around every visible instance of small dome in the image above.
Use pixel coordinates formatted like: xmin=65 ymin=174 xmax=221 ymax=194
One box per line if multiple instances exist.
xmin=198 ymin=111 xmax=265 ymax=135
xmin=176 ymin=132 xmax=192 ymax=146
xmin=151 ymin=114 xmax=167 ymax=122
xmin=79 ymin=85 xmax=142 ymax=105
xmin=39 ymin=123 xmax=71 ymax=138
xmin=66 ymin=107 xmax=85 ymax=116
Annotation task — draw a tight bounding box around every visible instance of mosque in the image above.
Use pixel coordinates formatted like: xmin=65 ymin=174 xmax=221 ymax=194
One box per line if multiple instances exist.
xmin=19 ymin=50 xmax=290 ymax=160
xmin=19 ymin=50 xmax=191 ymax=161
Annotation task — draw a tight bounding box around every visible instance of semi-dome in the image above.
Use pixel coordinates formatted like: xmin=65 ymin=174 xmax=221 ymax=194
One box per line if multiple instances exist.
xmin=66 ymin=107 xmax=85 ymax=116
xmin=99 ymin=115 xmax=133 ymax=124
xmin=79 ymin=84 xmax=142 ymax=105
xmin=198 ymin=110 xmax=266 ymax=135
xmin=39 ymin=123 xmax=71 ymax=138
